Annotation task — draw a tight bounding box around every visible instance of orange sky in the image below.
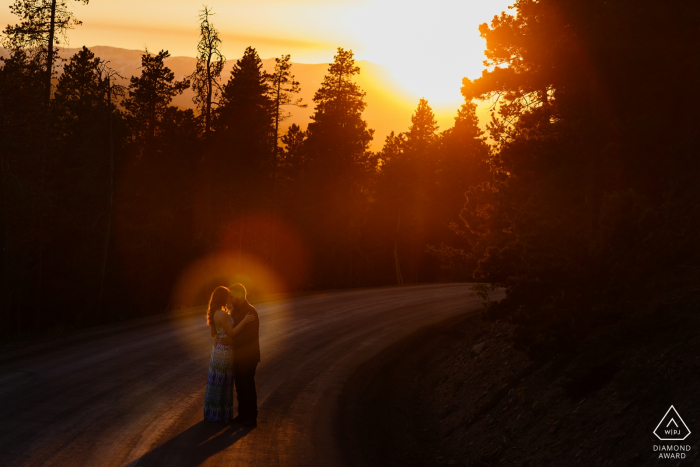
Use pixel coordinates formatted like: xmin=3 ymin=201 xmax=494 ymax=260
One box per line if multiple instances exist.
xmin=1 ymin=0 xmax=513 ymax=144
xmin=1 ymin=0 xmax=511 ymax=104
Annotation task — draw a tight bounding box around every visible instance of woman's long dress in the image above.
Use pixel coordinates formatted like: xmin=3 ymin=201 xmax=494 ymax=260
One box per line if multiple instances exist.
xmin=203 ymin=317 xmax=234 ymax=421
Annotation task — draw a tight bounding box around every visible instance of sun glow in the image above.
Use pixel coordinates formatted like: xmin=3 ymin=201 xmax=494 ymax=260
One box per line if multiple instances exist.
xmin=0 ymin=0 xmax=512 ymax=108
xmin=343 ymin=0 xmax=513 ymax=105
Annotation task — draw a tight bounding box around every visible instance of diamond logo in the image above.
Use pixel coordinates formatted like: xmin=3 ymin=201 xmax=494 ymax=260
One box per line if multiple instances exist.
xmin=654 ymin=406 xmax=691 ymax=441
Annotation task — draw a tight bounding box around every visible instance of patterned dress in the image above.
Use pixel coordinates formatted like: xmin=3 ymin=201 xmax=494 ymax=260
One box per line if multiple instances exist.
xmin=203 ymin=316 xmax=234 ymax=421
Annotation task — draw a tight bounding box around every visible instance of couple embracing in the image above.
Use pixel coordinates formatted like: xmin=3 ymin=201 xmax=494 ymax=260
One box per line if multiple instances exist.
xmin=203 ymin=283 xmax=260 ymax=428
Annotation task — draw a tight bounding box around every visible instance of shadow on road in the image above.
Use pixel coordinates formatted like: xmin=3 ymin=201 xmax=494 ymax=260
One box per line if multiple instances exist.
xmin=126 ymin=421 xmax=252 ymax=466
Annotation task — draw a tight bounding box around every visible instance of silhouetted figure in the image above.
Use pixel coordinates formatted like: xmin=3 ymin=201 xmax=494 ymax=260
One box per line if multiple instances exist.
xmin=221 ymin=283 xmax=260 ymax=428
xmin=204 ymin=286 xmax=256 ymax=421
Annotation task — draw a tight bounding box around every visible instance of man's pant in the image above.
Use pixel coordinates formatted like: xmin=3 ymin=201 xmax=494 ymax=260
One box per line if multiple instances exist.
xmin=234 ymin=360 xmax=258 ymax=420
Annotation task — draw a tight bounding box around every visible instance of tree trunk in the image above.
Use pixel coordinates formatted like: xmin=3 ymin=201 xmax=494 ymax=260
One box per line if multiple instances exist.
xmin=271 ymin=78 xmax=281 ymax=267
xmin=238 ymin=214 xmax=243 ymax=269
xmin=37 ymin=0 xmax=58 ymax=325
xmin=46 ymin=0 xmax=57 ymax=106
xmin=97 ymin=83 xmax=115 ymax=315
xmin=0 ymin=63 xmax=7 ymax=331
xmin=394 ymin=213 xmax=403 ymax=285
xmin=205 ymin=53 xmax=212 ymax=139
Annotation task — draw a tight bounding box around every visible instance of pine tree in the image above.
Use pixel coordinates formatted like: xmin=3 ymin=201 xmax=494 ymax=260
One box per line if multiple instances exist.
xmin=374 ymin=131 xmax=407 ymax=284
xmin=52 ymin=46 xmax=123 ymax=321
xmin=279 ymin=124 xmax=307 ymax=172
xmin=375 ymin=99 xmax=440 ymax=283
xmin=275 ymin=123 xmax=307 ymax=213
xmin=3 ymin=2 xmax=91 ymax=314
xmin=53 ymin=46 xmax=108 ymax=138
xmin=188 ymin=6 xmax=225 ymax=140
xmin=123 ymin=50 xmax=190 ymax=156
xmin=119 ymin=50 xmax=191 ymax=313
xmin=210 ymin=46 xmax=273 ymax=256
xmin=3 ymin=0 xmax=90 ymax=105
xmin=216 ymin=46 xmax=273 ymax=175
xmin=303 ymin=47 xmax=376 ymax=287
xmin=268 ymin=54 xmax=305 ymax=160
xmin=306 ymin=48 xmax=373 ymax=166
xmin=312 ymin=48 xmax=367 ymax=119
xmin=0 ymin=48 xmax=45 ymax=334
xmin=266 ymin=55 xmax=306 ymax=265
xmin=405 ymin=97 xmax=439 ymax=155
xmin=437 ymin=102 xmax=489 ymax=193
xmin=425 ymin=102 xmax=490 ymax=279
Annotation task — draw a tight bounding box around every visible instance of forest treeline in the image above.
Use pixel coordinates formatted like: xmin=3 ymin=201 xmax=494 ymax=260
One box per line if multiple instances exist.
xmin=459 ymin=0 xmax=700 ymax=355
xmin=2 ymin=0 xmax=699 ymax=357
xmin=0 ymin=3 xmax=488 ymax=336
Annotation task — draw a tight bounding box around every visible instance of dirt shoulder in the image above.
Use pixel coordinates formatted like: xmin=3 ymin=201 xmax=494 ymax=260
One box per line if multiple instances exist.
xmin=339 ymin=308 xmax=700 ymax=466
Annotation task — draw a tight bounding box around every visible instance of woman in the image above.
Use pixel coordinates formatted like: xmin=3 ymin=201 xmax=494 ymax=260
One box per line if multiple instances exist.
xmin=203 ymin=286 xmax=256 ymax=422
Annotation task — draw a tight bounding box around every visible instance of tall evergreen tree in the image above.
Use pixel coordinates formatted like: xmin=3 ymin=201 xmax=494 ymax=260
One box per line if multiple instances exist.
xmin=123 ymin=50 xmax=190 ymax=155
xmin=425 ymin=102 xmax=490 ymax=279
xmin=188 ymin=5 xmax=224 ymax=140
xmin=374 ymin=98 xmax=439 ymax=283
xmin=274 ymin=123 xmax=307 ymax=224
xmin=216 ymin=45 xmax=273 ymax=170
xmin=267 ymin=54 xmax=305 ymax=264
xmin=375 ymin=131 xmax=407 ymax=285
xmin=119 ymin=49 xmax=192 ymax=313
xmin=306 ymin=48 xmax=373 ymax=163
xmin=268 ymin=54 xmax=305 ymax=162
xmin=3 ymin=1 xmax=91 ymax=316
xmin=0 ymin=48 xmax=45 ymax=334
xmin=213 ymin=46 xmax=274 ymax=251
xmin=53 ymin=46 xmax=108 ymax=138
xmin=303 ymin=47 xmax=375 ymax=287
xmin=50 ymin=46 xmax=122 ymax=324
xmin=405 ymin=97 xmax=439 ymax=155
xmin=370 ymin=99 xmax=489 ymax=285
xmin=404 ymin=99 xmax=439 ymax=261
xmin=278 ymin=124 xmax=307 ymax=175
xmin=305 ymin=47 xmax=374 ymax=173
xmin=186 ymin=6 xmax=224 ymax=248
xmin=3 ymin=0 xmax=89 ymax=105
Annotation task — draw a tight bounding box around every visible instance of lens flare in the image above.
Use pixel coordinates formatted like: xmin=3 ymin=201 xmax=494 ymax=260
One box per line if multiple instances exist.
xmin=171 ymin=213 xmax=309 ymax=309
xmin=170 ymin=250 xmax=282 ymax=309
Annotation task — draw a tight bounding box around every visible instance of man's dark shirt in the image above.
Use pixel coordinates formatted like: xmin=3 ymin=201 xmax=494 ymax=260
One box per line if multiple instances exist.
xmin=230 ymin=300 xmax=260 ymax=364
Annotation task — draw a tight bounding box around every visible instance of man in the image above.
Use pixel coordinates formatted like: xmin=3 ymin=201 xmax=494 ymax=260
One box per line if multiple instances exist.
xmin=219 ymin=283 xmax=260 ymax=427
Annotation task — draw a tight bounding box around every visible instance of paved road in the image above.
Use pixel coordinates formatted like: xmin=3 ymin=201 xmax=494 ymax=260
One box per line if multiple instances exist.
xmin=0 ymin=284 xmax=492 ymax=467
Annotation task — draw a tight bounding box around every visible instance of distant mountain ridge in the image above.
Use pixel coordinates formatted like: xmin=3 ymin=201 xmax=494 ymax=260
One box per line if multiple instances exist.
xmin=1 ymin=46 xmax=478 ymax=150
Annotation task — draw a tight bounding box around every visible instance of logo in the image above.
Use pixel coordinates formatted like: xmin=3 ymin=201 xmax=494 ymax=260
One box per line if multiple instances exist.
xmin=654 ymin=406 xmax=691 ymax=441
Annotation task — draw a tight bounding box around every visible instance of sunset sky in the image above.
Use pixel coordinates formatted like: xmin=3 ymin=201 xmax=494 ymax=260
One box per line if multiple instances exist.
xmin=1 ymin=0 xmax=512 ymax=107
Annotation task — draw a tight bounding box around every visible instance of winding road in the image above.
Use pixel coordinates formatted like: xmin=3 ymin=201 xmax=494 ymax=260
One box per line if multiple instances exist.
xmin=0 ymin=284 xmax=490 ymax=466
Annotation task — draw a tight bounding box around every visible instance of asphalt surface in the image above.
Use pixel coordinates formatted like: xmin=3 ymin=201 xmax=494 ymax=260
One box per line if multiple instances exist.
xmin=0 ymin=284 xmax=490 ymax=467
